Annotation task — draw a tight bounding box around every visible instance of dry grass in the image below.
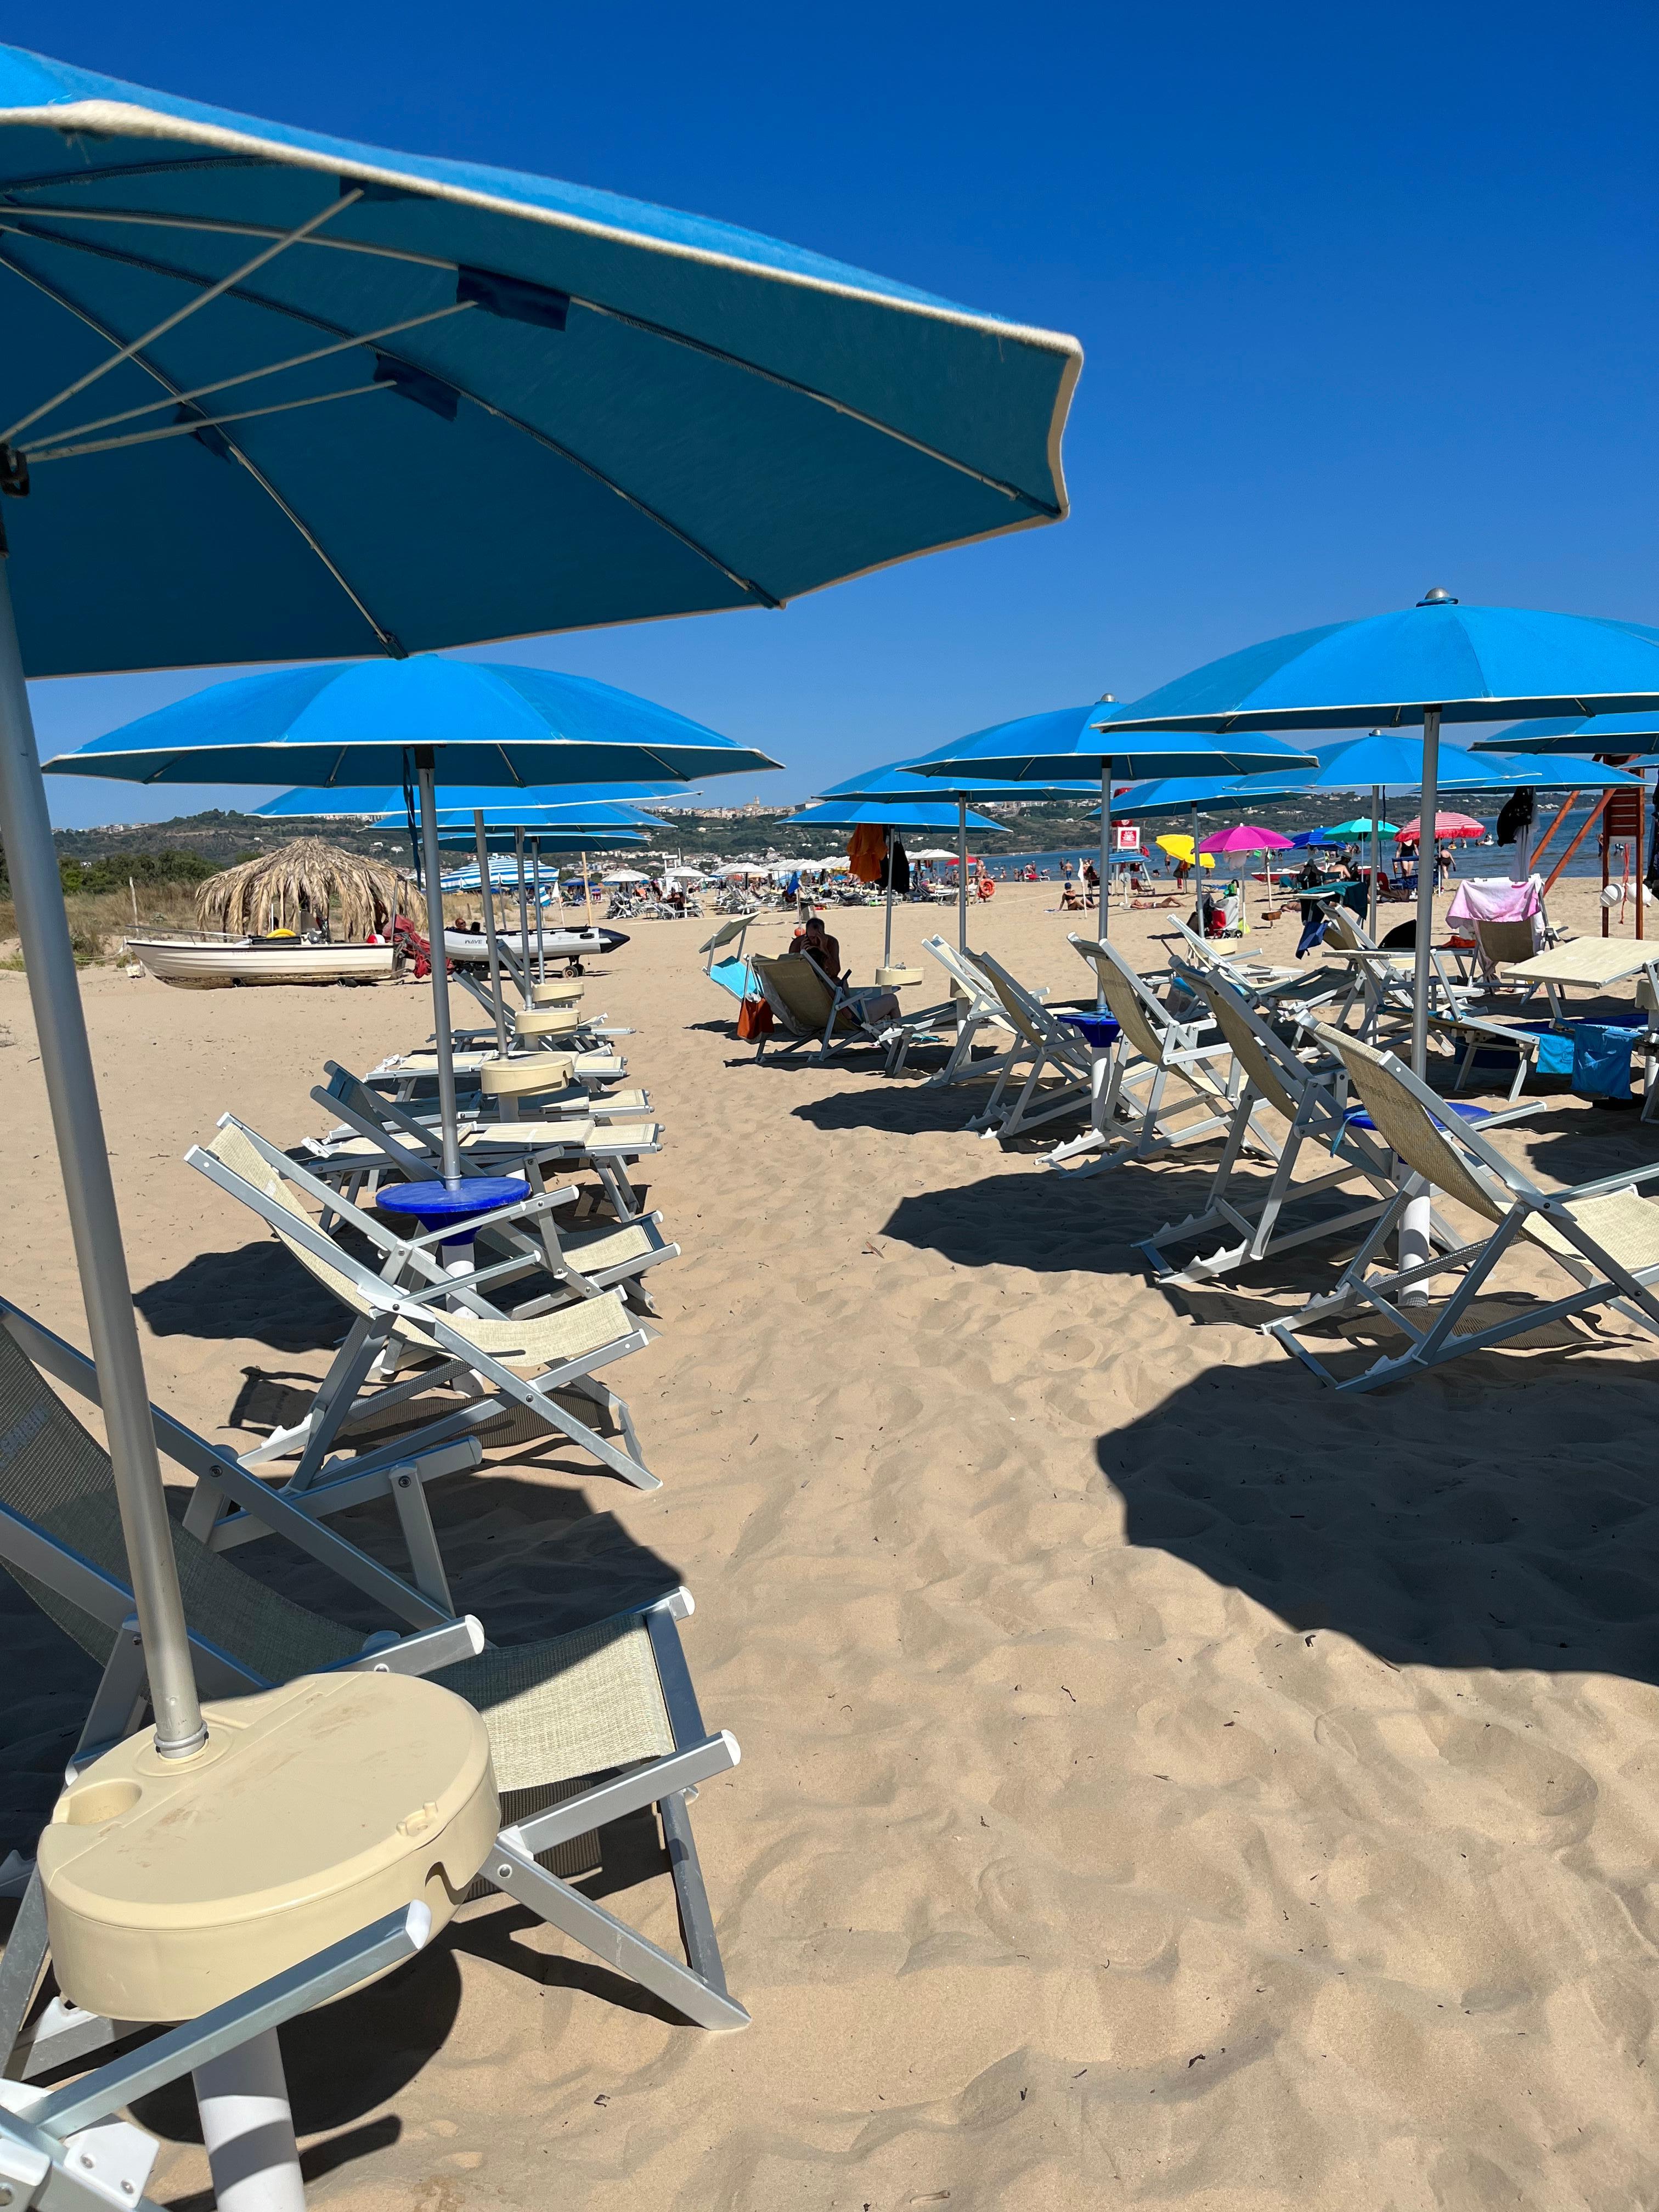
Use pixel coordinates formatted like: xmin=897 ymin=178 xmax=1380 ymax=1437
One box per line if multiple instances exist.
xmin=0 ymin=884 xmax=207 ymax=967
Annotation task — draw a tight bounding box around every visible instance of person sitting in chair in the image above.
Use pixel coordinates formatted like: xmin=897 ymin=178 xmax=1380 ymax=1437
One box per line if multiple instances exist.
xmin=788 ymin=913 xmax=843 ymax=981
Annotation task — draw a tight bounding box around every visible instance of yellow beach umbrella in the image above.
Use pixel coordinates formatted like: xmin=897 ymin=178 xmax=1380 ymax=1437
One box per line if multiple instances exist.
xmin=1156 ymin=833 xmax=1215 ymax=868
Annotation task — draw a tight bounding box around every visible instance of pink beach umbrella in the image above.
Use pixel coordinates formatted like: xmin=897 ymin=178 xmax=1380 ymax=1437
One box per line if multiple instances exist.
xmin=1197 ymin=822 xmax=1296 ymax=857
xmin=1395 ymin=811 xmax=1485 ymax=842
xmin=1198 ymin=823 xmax=1296 ymax=927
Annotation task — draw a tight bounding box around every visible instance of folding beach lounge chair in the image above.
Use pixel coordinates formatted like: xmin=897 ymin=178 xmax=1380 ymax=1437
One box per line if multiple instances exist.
xmin=955 ymin=949 xmax=1101 ymax=1139
xmin=280 ymin=1092 xmax=678 ymax=1319
xmin=1044 ymin=936 xmax=1235 ymax=1177
xmin=699 ymin=913 xmax=764 ymax=1007
xmin=0 ymin=1304 xmax=747 ymax=2060
xmin=1318 ymin=905 xmax=1482 ymax=1042
xmin=306 ymin=1064 xmax=667 ymax=1254
xmin=369 ymin=1045 xmax=637 ymax=1109
xmin=747 ymin=952 xmax=906 ymax=1065
xmin=1268 ymin=1025 xmax=1659 ymax=1391
xmin=1166 ymin=921 xmax=1353 ymax=1030
xmin=914 ymin=935 xmax=1026 ymax=1090
xmin=1143 ymin=964 xmax=1465 ymax=1285
xmin=187 ymin=1122 xmax=661 ymax=1495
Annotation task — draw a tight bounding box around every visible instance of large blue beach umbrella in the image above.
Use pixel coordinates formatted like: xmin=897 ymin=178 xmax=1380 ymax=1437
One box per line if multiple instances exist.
xmin=257 ymin=779 xmax=682 ymax=820
xmin=912 ymin=707 xmax=1318 ymax=951
xmin=1291 ymin=732 xmax=1642 ymax=934
xmin=1473 ymin=710 xmax=1659 ymax=755
xmin=1099 ymin=592 xmax=1659 ymax=1069
xmin=1097 ymin=589 xmax=1659 ymax=1313
xmin=816 ymin=745 xmax=1096 ymax=953
xmin=786 ymin=795 xmax=1008 ymax=971
xmin=0 ymin=34 xmax=1078 ymax=1976
xmin=48 ymin=654 xmax=782 ymax=1087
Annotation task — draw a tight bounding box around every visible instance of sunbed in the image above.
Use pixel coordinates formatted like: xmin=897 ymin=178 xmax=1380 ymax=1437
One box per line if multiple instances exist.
xmin=1145 ymin=964 xmax=1466 ymax=1285
xmin=0 ymin=1304 xmax=747 ymax=2053
xmin=188 ymin=1121 xmax=661 ymax=1496
xmin=955 ymin=949 xmax=1101 ymax=1139
xmin=747 ymin=952 xmax=910 ymax=1064
xmin=1045 ymin=937 xmax=1235 ymax=1176
xmin=307 ymin=1062 xmax=661 ymax=1235
xmin=1268 ymin=1025 xmax=1659 ymax=1390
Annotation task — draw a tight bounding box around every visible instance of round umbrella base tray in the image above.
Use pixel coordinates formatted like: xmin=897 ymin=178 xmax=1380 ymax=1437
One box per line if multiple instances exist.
xmin=40 ymin=1673 xmax=496 ymax=2023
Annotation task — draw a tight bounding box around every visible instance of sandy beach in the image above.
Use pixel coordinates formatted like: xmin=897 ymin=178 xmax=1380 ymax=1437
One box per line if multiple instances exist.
xmin=4 ymin=874 xmax=1659 ymax=2210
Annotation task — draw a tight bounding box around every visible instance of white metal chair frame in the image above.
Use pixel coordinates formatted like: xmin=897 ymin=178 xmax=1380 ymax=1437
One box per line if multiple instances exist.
xmin=1268 ymin=1025 xmax=1659 ymax=1391
xmin=1043 ymin=936 xmax=1236 ymax=1178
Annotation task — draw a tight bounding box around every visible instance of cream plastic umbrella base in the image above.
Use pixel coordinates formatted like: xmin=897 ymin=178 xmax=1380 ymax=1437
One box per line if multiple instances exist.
xmin=532 ymin=981 xmax=585 ymax=1008
xmin=876 ymin=965 xmax=924 ymax=988
xmin=481 ymin=1054 xmax=578 ymax=1110
xmin=41 ymin=1672 xmax=496 ymax=2024
xmin=515 ymin=1006 xmax=583 ymax=1042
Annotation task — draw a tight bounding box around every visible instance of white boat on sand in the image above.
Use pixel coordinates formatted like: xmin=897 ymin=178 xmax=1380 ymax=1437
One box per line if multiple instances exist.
xmin=125 ymin=932 xmax=398 ymax=990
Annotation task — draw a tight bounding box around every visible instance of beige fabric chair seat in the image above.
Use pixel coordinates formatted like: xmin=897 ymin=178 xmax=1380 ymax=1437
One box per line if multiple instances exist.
xmin=436 ymin=1620 xmax=672 ymax=1791
xmin=425 ymin=1291 xmax=637 ymax=1372
xmin=563 ymin=1222 xmax=658 ymax=1275
xmin=1523 ymin=1189 xmax=1659 ymax=1268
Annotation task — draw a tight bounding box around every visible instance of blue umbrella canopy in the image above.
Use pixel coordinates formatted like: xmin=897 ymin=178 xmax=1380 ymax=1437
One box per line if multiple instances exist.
xmin=44 ymin=656 xmax=780 ymax=786
xmin=1474 ymin=710 xmax=1659 ymax=757
xmin=1299 ymin=733 xmax=1640 ymax=793
xmin=910 ymin=706 xmax=1318 ymax=781
xmin=257 ymin=779 xmax=680 ymax=820
xmin=1097 ymin=592 xmax=1659 ymax=733
xmin=1105 ymin=775 xmax=1314 ymax=822
xmin=816 ymin=748 xmax=1096 ymax=804
xmin=787 ymin=798 xmax=1007 ymax=833
xmin=0 ymin=44 xmax=1080 ymax=676
xmin=453 ymin=827 xmax=647 ymax=856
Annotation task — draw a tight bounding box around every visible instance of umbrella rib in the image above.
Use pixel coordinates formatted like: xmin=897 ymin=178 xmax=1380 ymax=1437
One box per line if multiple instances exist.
xmin=0 ymin=245 xmax=404 ymax=657
xmin=0 ymin=189 xmax=361 ymax=443
xmin=24 ymin=300 xmax=477 ymax=448
xmin=0 ymin=215 xmax=785 ymax=610
xmin=3 ymin=201 xmax=1062 ymax=516
xmin=29 ymin=380 xmax=391 ymax=463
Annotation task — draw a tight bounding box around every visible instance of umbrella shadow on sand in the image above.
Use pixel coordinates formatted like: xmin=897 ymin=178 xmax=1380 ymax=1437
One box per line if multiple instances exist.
xmin=875 ymin=1160 xmax=1237 ymax=1276
xmin=1098 ymin=1351 xmax=1659 ymax=1686
xmin=134 ymin=1242 xmax=343 ymax=1355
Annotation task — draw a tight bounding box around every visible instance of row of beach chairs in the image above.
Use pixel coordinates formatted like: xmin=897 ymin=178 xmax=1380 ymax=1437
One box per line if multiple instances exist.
xmin=788 ymin=913 xmax=1659 ymax=1396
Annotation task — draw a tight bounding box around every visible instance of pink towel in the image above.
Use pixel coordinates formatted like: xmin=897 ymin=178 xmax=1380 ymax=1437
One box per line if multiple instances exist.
xmin=1445 ymin=876 xmax=1542 ymax=926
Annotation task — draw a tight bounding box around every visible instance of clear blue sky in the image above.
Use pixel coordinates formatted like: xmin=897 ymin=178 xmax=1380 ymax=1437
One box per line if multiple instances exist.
xmin=21 ymin=0 xmax=1658 ymax=826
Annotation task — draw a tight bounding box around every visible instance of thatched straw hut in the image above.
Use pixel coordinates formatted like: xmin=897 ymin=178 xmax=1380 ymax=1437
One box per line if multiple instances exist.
xmin=196 ymin=839 xmax=424 ymax=940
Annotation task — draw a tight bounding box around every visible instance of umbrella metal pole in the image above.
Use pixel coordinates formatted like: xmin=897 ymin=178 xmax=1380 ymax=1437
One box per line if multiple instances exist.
xmin=472 ymin=811 xmax=512 ymax=1058
xmin=532 ymin=840 xmax=546 ymax=979
xmin=415 ymin=755 xmax=463 ymax=1189
xmin=514 ymin=828 xmax=531 ymax=1004
xmin=582 ymin=850 xmax=594 ymax=930
xmin=1399 ymin=709 xmax=1441 ymax=1302
xmin=1369 ymin=787 xmax=1381 ymax=940
xmin=883 ymin=827 xmax=894 ymax=969
xmin=956 ymin=799 xmax=968 ymax=956
xmin=0 ymin=559 xmax=205 ymax=1756
xmin=1097 ymin=769 xmax=1113 ymax=1009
